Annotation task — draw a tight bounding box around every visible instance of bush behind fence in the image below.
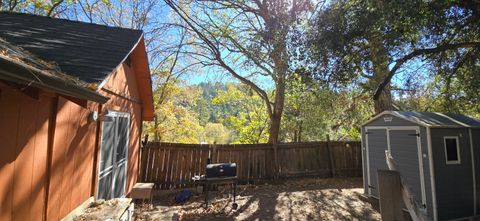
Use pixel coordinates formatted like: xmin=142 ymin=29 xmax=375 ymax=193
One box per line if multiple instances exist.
xmin=140 ymin=141 xmax=362 ymax=189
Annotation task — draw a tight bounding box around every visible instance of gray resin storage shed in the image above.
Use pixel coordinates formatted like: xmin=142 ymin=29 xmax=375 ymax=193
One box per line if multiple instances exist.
xmin=361 ymin=111 xmax=480 ymax=221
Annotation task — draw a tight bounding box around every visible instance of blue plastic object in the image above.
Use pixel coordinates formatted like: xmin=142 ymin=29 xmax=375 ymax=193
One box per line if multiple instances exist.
xmin=175 ymin=190 xmax=192 ymax=203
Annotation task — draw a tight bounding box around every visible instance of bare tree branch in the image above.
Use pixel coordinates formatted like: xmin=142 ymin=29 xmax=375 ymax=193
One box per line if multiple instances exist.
xmin=374 ymin=41 xmax=480 ymax=100
xmin=47 ymin=0 xmax=65 ymax=17
xmin=163 ymin=0 xmax=274 ymax=117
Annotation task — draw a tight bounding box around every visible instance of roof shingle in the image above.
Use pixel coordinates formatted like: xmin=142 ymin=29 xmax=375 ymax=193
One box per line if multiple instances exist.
xmin=363 ymin=111 xmax=480 ymax=128
xmin=0 ymin=11 xmax=143 ymax=83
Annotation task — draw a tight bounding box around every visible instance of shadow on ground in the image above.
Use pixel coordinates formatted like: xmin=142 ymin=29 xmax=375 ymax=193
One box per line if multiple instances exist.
xmin=134 ymin=177 xmax=381 ymax=221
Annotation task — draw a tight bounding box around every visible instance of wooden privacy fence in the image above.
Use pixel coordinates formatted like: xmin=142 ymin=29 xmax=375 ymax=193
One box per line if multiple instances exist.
xmin=140 ymin=141 xmax=362 ymax=189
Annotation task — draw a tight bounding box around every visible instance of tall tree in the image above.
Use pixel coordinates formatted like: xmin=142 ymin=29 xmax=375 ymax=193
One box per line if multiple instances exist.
xmin=306 ymin=0 xmax=480 ymax=113
xmin=282 ymin=73 xmax=372 ymax=142
xmin=162 ymin=0 xmax=314 ymax=144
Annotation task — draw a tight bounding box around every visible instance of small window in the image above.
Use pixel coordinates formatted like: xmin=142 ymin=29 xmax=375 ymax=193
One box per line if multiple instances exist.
xmin=444 ymin=136 xmax=460 ymax=164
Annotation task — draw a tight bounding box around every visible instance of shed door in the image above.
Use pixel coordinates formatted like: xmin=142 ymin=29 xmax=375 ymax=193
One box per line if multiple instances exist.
xmin=389 ymin=129 xmax=426 ymax=208
xmin=366 ymin=128 xmax=389 ymax=197
xmin=97 ymin=111 xmax=130 ymax=200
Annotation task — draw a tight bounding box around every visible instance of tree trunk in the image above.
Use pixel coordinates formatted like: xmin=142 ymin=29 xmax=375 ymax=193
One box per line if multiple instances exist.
xmin=267 ymin=26 xmax=288 ymax=144
xmin=298 ymin=120 xmax=302 ymax=142
xmin=293 ymin=120 xmax=302 ymax=142
xmin=369 ymin=33 xmax=393 ymax=114
xmin=268 ymin=58 xmax=286 ymax=180
xmin=154 ymin=114 xmax=160 ymax=141
xmin=268 ymin=112 xmax=283 ymax=144
xmin=374 ymin=84 xmax=393 ymax=113
xmin=268 ymin=110 xmax=282 ymax=179
xmin=267 ymin=71 xmax=286 ymax=144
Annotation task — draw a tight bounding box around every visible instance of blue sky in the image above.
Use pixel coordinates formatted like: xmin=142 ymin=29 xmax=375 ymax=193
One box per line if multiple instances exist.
xmin=148 ymin=1 xmax=430 ymax=94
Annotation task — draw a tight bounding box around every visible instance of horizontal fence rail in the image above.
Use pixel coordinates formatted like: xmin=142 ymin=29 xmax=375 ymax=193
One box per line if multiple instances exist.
xmin=140 ymin=141 xmax=362 ymax=189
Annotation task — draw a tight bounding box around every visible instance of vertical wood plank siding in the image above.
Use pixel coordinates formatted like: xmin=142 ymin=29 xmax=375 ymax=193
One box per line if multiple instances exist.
xmin=0 ymin=83 xmax=52 ymax=220
xmin=0 ymin=61 xmax=144 ymax=220
xmin=140 ymin=141 xmax=362 ymax=189
xmin=0 ymin=83 xmax=53 ymax=221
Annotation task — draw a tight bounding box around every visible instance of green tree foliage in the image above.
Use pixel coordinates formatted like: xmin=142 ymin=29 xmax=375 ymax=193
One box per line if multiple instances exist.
xmin=212 ymin=84 xmax=269 ymax=144
xmin=204 ymin=123 xmax=231 ymax=144
xmin=0 ymin=0 xmax=75 ymax=17
xmin=306 ymin=0 xmax=480 ymax=113
xmin=395 ymin=71 xmax=480 ymax=119
xmin=145 ymin=82 xmax=270 ymax=144
xmin=148 ymin=81 xmax=205 ymax=143
xmin=281 ymin=73 xmax=372 ymax=141
xmin=281 ymin=73 xmax=325 ymax=142
xmin=192 ymin=82 xmax=231 ymax=125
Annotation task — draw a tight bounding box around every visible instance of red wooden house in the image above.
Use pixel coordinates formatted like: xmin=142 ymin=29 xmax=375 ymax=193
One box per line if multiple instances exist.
xmin=0 ymin=12 xmax=154 ymax=220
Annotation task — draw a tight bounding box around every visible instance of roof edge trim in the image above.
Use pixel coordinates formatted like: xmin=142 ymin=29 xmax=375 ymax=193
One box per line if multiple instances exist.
xmin=434 ymin=112 xmax=472 ymax=128
xmin=360 ymin=110 xmax=433 ymax=128
xmin=96 ymin=32 xmax=144 ymax=91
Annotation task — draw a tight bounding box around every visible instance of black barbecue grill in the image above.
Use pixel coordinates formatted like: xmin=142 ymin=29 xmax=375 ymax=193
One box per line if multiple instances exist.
xmin=206 ymin=163 xmax=237 ymax=178
xmin=193 ymin=163 xmax=238 ymax=209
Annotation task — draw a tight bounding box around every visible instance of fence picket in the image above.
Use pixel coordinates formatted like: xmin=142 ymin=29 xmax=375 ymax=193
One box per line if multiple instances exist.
xmin=140 ymin=141 xmax=362 ymax=189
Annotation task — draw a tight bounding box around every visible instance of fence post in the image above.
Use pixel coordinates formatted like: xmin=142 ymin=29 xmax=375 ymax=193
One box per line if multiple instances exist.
xmin=326 ymin=135 xmax=335 ymax=177
xmin=139 ymin=135 xmax=148 ymax=182
xmin=377 ymin=170 xmax=405 ymax=221
xmin=139 ymin=146 xmax=145 ymax=182
xmin=139 ymin=142 xmax=150 ymax=182
xmin=210 ymin=142 xmax=218 ymax=164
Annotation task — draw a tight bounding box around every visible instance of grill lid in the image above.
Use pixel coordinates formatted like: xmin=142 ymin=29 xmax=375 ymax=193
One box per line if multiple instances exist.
xmin=206 ymin=163 xmax=237 ymax=178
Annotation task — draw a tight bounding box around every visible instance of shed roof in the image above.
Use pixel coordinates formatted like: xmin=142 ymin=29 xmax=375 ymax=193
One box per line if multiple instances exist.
xmin=0 ymin=11 xmax=143 ymax=84
xmin=363 ymin=111 xmax=480 ymax=128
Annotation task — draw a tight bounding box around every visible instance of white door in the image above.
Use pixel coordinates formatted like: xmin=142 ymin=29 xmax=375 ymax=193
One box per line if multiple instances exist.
xmin=97 ymin=111 xmax=130 ymax=200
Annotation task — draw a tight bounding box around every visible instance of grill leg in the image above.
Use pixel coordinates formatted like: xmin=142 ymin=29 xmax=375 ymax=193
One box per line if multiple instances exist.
xmin=233 ymin=182 xmax=236 ymax=203
xmin=204 ymin=182 xmax=209 ymax=208
xmin=232 ymin=181 xmax=238 ymax=210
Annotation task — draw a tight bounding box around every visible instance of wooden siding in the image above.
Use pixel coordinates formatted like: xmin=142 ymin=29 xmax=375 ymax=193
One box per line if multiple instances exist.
xmin=130 ymin=37 xmax=154 ymax=121
xmin=0 ymin=83 xmax=52 ymax=221
xmin=46 ymin=97 xmax=99 ymax=221
xmin=140 ymin=141 xmax=362 ymax=189
xmin=0 ymin=61 xmax=145 ymax=220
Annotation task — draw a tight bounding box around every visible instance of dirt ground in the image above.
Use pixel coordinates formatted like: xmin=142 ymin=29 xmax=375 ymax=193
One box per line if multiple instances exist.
xmin=134 ymin=177 xmax=381 ymax=221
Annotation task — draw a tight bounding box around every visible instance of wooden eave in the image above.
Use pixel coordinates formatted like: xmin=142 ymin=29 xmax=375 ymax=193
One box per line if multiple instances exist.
xmin=129 ymin=36 xmax=154 ymax=121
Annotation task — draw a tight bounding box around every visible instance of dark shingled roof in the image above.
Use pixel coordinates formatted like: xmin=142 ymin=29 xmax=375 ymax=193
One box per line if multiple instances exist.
xmin=363 ymin=111 xmax=480 ymax=128
xmin=0 ymin=11 xmax=143 ymax=83
xmin=0 ymin=37 xmax=109 ymax=103
xmin=393 ymin=111 xmax=480 ymax=128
